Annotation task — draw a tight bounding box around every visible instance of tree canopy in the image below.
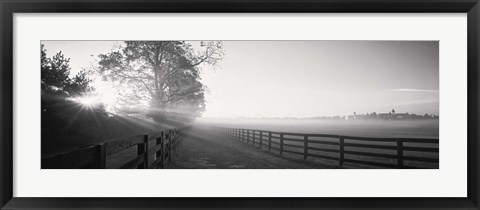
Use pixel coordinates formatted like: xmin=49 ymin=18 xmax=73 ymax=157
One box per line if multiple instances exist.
xmin=97 ymin=41 xmax=224 ymax=124
xmin=41 ymin=44 xmax=92 ymax=98
xmin=41 ymin=45 xmax=109 ymax=155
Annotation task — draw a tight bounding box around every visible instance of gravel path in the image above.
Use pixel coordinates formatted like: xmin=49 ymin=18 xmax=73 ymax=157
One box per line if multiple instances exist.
xmin=166 ymin=125 xmax=340 ymax=169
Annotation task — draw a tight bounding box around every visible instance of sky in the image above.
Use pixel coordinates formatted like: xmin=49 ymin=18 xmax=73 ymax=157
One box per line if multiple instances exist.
xmin=42 ymin=41 xmax=439 ymax=118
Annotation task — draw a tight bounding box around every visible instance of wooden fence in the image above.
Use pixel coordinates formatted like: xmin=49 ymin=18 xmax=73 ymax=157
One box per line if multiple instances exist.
xmin=42 ymin=126 xmax=190 ymax=169
xmin=225 ymin=128 xmax=439 ymax=169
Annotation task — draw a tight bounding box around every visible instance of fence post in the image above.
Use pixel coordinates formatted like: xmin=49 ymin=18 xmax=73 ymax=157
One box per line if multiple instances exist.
xmin=156 ymin=134 xmax=161 ymax=159
xmin=268 ymin=132 xmax=272 ymax=151
xmin=172 ymin=131 xmax=175 ymax=149
xmin=96 ymin=144 xmax=107 ymax=169
xmin=397 ymin=139 xmax=404 ymax=168
xmin=259 ymin=131 xmax=263 ymax=149
xmin=247 ymin=130 xmax=250 ymax=144
xmin=156 ymin=132 xmax=164 ymax=169
xmin=339 ymin=136 xmax=344 ymax=166
xmin=303 ymin=135 xmax=308 ymax=160
xmin=173 ymin=130 xmax=177 ymax=149
xmin=255 ymin=131 xmax=258 ymax=147
xmin=145 ymin=135 xmax=150 ymax=168
xmin=161 ymin=131 xmax=165 ymax=168
xmin=137 ymin=136 xmax=147 ymax=169
xmin=252 ymin=130 xmax=255 ymax=146
xmin=280 ymin=133 xmax=284 ymax=155
xmin=168 ymin=130 xmax=172 ymax=161
xmin=242 ymin=129 xmax=245 ymax=142
xmin=174 ymin=130 xmax=178 ymax=148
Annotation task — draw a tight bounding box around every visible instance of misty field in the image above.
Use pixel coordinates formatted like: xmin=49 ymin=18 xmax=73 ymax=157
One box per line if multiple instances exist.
xmin=203 ymin=119 xmax=439 ymax=168
xmin=203 ymin=119 xmax=439 ymax=138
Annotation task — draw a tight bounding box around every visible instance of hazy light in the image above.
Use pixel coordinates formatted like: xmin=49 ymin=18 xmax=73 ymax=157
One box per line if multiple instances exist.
xmin=42 ymin=41 xmax=439 ymax=118
xmin=80 ymin=97 xmax=98 ymax=106
xmin=70 ymin=95 xmax=101 ymax=107
xmin=68 ymin=81 xmax=117 ymax=110
xmin=93 ymin=80 xmax=119 ymax=113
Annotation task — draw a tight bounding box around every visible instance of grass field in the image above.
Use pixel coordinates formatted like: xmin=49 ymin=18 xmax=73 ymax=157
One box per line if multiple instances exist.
xmin=43 ymin=117 xmax=439 ymax=169
xmin=202 ymin=119 xmax=439 ymax=169
xmin=200 ymin=118 xmax=439 ymax=138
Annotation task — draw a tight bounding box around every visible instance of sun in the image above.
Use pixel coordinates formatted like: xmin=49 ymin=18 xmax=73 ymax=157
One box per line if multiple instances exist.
xmin=69 ymin=95 xmax=101 ymax=108
xmin=68 ymin=79 xmax=119 ymax=113
xmin=78 ymin=96 xmax=101 ymax=106
xmin=92 ymin=79 xmax=119 ymax=112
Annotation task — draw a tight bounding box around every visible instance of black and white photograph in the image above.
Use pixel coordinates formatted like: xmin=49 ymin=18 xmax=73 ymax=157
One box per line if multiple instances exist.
xmin=41 ymin=40 xmax=439 ymax=169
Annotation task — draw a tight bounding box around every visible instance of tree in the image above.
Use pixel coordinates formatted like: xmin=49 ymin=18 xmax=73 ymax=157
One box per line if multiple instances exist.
xmin=41 ymin=44 xmax=99 ymax=121
xmin=41 ymin=45 xmax=105 ymax=155
xmin=96 ymin=41 xmax=224 ymax=123
xmin=41 ymin=45 xmax=92 ymax=98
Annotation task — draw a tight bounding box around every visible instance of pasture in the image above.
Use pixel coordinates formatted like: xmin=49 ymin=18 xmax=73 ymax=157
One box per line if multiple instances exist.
xmin=207 ymin=119 xmax=439 ymax=169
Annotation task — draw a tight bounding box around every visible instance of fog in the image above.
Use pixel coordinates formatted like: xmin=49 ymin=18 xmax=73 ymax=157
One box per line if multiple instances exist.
xmin=197 ymin=118 xmax=439 ymax=139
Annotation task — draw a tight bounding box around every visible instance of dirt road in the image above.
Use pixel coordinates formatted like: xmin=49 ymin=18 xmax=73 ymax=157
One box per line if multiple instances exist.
xmin=166 ymin=125 xmax=340 ymax=169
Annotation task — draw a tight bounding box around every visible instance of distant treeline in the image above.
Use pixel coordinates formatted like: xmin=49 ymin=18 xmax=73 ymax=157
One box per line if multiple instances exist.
xmin=343 ymin=111 xmax=439 ymax=120
xmin=234 ymin=111 xmax=439 ymax=121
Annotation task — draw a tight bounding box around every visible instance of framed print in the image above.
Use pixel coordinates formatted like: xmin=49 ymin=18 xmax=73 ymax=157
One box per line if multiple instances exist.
xmin=1 ymin=0 xmax=479 ymax=209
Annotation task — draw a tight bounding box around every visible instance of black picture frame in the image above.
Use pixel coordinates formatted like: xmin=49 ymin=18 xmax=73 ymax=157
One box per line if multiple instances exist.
xmin=1 ymin=0 xmax=479 ymax=209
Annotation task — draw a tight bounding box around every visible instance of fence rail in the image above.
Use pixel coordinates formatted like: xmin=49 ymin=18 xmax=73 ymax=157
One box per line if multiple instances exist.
xmin=225 ymin=127 xmax=439 ymax=169
xmin=42 ymin=126 xmax=190 ymax=169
